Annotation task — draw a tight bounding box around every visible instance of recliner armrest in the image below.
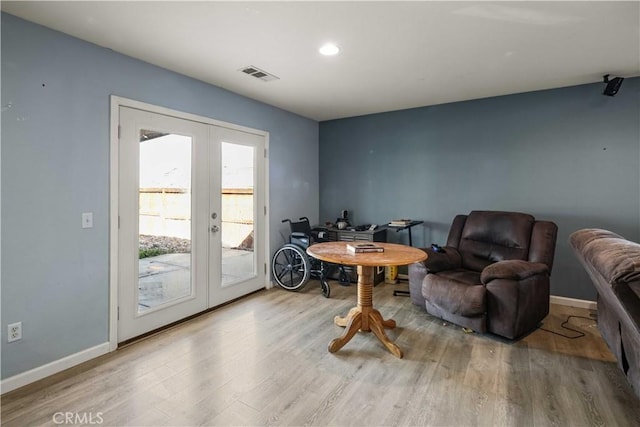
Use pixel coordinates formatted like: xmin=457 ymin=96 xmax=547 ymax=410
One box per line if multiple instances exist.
xmin=417 ymin=247 xmax=462 ymax=273
xmin=481 ymin=260 xmax=549 ymax=284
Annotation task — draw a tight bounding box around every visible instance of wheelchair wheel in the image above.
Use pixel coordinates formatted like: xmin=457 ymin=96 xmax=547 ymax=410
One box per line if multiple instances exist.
xmin=321 ymin=279 xmax=331 ymax=298
xmin=272 ymin=244 xmax=311 ymax=291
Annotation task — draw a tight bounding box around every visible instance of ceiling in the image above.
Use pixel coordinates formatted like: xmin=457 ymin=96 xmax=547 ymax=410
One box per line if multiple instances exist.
xmin=2 ymin=1 xmax=639 ymax=121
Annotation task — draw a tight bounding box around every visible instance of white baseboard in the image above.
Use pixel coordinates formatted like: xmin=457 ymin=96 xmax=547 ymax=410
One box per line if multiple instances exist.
xmin=1 ymin=342 xmax=110 ymax=394
xmin=550 ymin=295 xmax=597 ymax=310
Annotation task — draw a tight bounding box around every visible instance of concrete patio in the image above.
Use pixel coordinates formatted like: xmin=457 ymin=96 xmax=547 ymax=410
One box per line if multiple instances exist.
xmin=137 ymin=249 xmax=254 ymax=311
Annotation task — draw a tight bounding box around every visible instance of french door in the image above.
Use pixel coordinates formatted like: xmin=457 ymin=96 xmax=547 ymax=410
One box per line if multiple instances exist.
xmin=117 ymin=106 xmax=265 ymax=342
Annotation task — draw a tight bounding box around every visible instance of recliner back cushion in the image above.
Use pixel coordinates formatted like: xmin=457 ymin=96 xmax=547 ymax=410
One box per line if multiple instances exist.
xmin=458 ymin=211 xmax=534 ymax=271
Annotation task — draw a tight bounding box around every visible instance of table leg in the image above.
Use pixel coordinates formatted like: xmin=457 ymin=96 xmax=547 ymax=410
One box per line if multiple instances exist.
xmin=329 ymin=265 xmax=403 ymax=358
xmin=369 ymin=308 xmax=396 ymax=329
xmin=334 ymin=307 xmax=360 ymax=327
xmin=369 ymin=314 xmax=403 ymax=358
xmin=328 ymin=311 xmax=362 ymax=353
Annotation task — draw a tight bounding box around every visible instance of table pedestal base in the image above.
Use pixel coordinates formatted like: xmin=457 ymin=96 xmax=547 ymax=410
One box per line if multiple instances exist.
xmin=328 ymin=266 xmax=403 ymax=358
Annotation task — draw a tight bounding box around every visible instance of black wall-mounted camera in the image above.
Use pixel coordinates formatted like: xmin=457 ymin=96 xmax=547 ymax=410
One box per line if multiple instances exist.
xmin=603 ymin=74 xmax=624 ymax=96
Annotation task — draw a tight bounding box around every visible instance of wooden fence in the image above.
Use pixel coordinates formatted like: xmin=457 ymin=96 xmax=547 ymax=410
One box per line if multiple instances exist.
xmin=139 ymin=188 xmax=254 ymax=249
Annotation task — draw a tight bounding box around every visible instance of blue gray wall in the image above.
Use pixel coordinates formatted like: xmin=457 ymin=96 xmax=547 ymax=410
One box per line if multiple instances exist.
xmin=3 ymin=10 xmax=639 ymax=383
xmin=1 ymin=14 xmax=318 ymax=379
xmin=320 ymin=79 xmax=640 ymax=301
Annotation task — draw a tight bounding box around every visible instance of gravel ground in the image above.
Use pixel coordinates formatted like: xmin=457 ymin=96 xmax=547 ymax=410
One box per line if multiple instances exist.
xmin=139 ymin=235 xmax=191 ymax=253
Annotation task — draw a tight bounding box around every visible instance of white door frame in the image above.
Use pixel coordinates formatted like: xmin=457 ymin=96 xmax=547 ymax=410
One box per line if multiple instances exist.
xmin=109 ymin=95 xmax=270 ymax=350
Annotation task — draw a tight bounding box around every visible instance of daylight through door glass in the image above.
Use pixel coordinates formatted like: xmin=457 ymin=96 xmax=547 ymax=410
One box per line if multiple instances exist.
xmin=138 ymin=130 xmax=192 ymax=313
xmin=221 ymin=142 xmax=256 ymax=285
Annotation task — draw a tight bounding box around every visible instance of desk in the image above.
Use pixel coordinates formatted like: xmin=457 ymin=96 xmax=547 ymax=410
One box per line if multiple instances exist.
xmin=388 ymin=220 xmax=423 ymax=246
xmin=324 ymin=226 xmax=387 ymax=243
xmin=307 ymin=242 xmax=427 ymax=358
xmin=388 ymin=220 xmax=424 ymax=296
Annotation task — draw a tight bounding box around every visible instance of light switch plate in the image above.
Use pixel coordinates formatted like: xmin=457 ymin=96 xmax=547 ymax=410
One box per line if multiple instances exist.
xmin=82 ymin=212 xmax=93 ymax=228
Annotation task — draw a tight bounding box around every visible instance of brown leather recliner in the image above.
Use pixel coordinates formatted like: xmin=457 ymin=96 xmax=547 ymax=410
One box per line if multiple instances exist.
xmin=408 ymin=211 xmax=558 ymax=339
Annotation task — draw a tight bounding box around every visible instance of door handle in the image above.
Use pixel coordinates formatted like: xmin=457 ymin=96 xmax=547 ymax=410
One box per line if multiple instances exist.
xmin=211 ymin=225 xmax=220 ymax=233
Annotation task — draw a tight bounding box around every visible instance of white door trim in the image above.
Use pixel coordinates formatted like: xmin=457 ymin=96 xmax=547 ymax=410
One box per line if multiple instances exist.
xmin=109 ymin=95 xmax=270 ymax=351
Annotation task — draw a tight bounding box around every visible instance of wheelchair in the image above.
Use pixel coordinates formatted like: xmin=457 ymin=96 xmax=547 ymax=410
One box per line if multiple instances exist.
xmin=271 ymin=217 xmax=350 ymax=298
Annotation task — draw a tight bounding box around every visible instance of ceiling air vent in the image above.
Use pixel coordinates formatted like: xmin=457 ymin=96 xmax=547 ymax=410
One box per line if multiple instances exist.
xmin=239 ymin=65 xmax=279 ymax=82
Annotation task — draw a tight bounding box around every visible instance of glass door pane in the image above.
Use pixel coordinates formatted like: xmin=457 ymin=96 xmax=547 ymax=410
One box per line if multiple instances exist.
xmin=220 ymin=142 xmax=256 ymax=285
xmin=119 ymin=106 xmax=209 ymax=343
xmin=138 ymin=130 xmax=192 ymax=312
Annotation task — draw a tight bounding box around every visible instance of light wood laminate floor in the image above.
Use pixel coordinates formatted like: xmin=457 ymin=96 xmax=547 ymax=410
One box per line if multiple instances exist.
xmin=2 ymin=281 xmax=639 ymax=426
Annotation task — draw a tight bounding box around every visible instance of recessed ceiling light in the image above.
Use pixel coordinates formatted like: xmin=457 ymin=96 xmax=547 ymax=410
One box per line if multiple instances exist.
xmin=319 ymin=43 xmax=340 ymax=56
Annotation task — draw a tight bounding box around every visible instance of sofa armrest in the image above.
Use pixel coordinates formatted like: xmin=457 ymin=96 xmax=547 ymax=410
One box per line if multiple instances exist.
xmin=570 ymin=228 xmax=640 ymax=285
xmin=481 ymin=260 xmax=549 ymax=284
xmin=416 ymin=246 xmax=462 ymax=273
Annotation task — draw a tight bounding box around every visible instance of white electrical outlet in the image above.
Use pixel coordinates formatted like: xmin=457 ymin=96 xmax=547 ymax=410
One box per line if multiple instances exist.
xmin=8 ymin=322 xmax=22 ymax=342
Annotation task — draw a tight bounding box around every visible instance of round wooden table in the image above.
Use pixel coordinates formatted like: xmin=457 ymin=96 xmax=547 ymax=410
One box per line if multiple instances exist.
xmin=307 ymin=242 xmax=427 ymax=358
